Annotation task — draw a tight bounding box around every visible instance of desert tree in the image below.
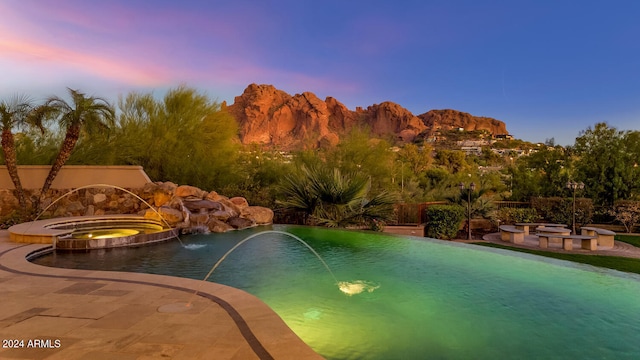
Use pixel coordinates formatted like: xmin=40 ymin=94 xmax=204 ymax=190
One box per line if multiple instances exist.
xmin=115 ymin=86 xmax=240 ymax=191
xmin=573 ymin=123 xmax=639 ymax=206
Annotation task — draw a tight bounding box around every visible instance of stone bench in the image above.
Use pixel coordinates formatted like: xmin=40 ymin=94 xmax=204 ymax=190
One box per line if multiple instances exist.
xmin=580 ymin=227 xmax=616 ymax=248
xmin=499 ymin=225 xmax=525 ymax=244
xmin=537 ymin=234 xmax=598 ymax=251
xmin=536 ymin=227 xmax=571 ymax=245
xmin=536 ymin=226 xmax=572 ymax=235
xmin=515 ymin=223 xmax=568 ymax=235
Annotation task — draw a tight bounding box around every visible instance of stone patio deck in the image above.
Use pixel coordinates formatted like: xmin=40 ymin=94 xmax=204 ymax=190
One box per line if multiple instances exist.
xmin=0 ymin=230 xmax=322 ymax=360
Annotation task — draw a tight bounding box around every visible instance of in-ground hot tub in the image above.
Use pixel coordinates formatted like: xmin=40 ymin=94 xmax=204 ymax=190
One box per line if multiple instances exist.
xmin=8 ymin=215 xmax=179 ymax=250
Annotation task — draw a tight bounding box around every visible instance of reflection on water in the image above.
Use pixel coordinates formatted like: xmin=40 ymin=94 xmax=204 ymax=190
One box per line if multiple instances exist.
xmin=338 ymin=280 xmax=380 ymax=295
xmin=182 ymin=244 xmax=206 ymax=250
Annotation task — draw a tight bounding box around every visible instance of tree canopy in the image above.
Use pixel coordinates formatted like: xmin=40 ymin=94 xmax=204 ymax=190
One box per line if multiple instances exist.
xmin=573 ymin=123 xmax=640 ymax=206
xmin=111 ymin=87 xmax=240 ymax=190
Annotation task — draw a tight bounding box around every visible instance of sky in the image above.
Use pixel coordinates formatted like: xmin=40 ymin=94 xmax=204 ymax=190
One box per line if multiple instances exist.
xmin=1 ymin=0 xmax=639 ymax=145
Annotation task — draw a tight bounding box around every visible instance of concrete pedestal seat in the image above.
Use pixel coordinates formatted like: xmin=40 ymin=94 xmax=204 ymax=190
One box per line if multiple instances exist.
xmin=499 ymin=225 xmax=525 ymax=244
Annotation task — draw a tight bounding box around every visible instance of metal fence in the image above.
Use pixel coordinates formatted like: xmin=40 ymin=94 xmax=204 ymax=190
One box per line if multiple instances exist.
xmin=493 ymin=201 xmax=531 ymax=209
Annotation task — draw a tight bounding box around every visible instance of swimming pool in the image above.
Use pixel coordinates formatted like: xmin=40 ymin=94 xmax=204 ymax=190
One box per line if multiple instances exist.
xmin=33 ymin=225 xmax=640 ymax=359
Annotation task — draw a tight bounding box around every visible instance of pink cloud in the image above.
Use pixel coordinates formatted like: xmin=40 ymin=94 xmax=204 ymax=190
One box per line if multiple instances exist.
xmin=0 ymin=35 xmax=172 ymax=86
xmin=0 ymin=0 xmax=363 ymax=105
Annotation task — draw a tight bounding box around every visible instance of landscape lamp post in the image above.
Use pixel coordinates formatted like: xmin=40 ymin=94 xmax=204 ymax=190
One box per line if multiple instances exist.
xmin=459 ymin=182 xmax=476 ymax=240
xmin=566 ymin=180 xmax=585 ymax=234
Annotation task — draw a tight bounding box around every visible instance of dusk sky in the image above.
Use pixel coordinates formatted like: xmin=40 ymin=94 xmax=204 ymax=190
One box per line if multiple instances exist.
xmin=1 ymin=0 xmax=638 ymax=145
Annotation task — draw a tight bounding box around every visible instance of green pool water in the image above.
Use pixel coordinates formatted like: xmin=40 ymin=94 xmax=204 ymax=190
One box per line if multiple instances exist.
xmin=34 ymin=225 xmax=640 ymax=359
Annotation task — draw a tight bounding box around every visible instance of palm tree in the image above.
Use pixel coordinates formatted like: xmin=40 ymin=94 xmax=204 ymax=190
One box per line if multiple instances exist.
xmin=0 ymin=95 xmax=44 ymax=219
xmin=38 ymin=89 xmax=115 ymax=206
xmin=446 ymin=183 xmax=495 ymax=219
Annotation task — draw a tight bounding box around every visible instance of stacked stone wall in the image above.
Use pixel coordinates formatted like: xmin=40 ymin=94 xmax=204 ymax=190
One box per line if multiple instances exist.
xmin=0 ymin=182 xmax=274 ymax=233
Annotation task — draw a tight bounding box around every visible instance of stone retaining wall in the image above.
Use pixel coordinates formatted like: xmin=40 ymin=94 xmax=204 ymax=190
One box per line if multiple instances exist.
xmin=0 ymin=182 xmax=274 ymax=234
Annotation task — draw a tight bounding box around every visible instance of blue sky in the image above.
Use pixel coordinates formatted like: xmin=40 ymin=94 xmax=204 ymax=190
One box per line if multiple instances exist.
xmin=1 ymin=0 xmax=638 ymax=145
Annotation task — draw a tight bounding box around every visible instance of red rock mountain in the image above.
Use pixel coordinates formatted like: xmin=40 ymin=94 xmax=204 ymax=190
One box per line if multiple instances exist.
xmin=418 ymin=109 xmax=508 ymax=136
xmin=227 ymin=84 xmax=508 ymax=150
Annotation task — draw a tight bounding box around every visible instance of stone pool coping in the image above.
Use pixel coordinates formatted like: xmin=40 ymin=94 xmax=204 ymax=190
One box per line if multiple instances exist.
xmin=8 ymin=215 xmax=182 ymax=250
xmin=8 ymin=215 xmax=165 ymax=243
xmin=0 ymin=230 xmax=323 ymax=359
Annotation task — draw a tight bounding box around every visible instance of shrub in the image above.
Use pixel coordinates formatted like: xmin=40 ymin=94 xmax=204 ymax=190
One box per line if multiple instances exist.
xmin=496 ymin=207 xmax=540 ymax=224
xmin=425 ymin=205 xmax=465 ymax=240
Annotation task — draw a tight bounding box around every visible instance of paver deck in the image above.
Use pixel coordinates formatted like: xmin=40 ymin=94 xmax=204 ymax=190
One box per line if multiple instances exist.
xmin=0 ymin=230 xmax=322 ymax=360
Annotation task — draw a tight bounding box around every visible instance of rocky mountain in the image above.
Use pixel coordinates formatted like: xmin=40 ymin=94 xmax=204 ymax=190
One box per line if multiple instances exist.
xmin=418 ymin=109 xmax=508 ymax=136
xmin=226 ymin=84 xmax=508 ymax=150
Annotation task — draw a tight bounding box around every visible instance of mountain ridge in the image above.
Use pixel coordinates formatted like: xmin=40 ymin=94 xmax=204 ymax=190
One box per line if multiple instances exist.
xmin=226 ymin=83 xmax=508 ymax=150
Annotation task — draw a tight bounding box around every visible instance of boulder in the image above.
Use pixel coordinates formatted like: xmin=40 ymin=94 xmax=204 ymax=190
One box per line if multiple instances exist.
xmin=216 ymin=198 xmax=241 ymax=217
xmin=157 ymin=181 xmax=178 ymax=193
xmin=142 ymin=181 xmax=159 ymax=194
xmin=229 ymin=197 xmax=249 ymax=210
xmin=65 ymin=201 xmax=85 ymax=214
xmin=227 ymin=216 xmax=256 ymax=230
xmin=174 ymin=185 xmax=205 ymax=200
xmin=153 ymin=192 xmax=173 ymax=207
xmin=143 ymin=209 xmax=161 ymax=222
xmin=207 ymin=218 xmax=235 ymax=233
xmin=210 ymin=210 xmax=233 ymax=222
xmin=143 ymin=182 xmax=176 ymax=205
xmin=156 ymin=206 xmax=184 ymax=226
xmin=189 ymin=213 xmax=210 ymax=226
xmin=205 ymin=191 xmax=225 ymax=202
xmin=241 ymin=206 xmax=274 ymax=225
xmin=183 ymin=199 xmax=223 ymax=213
xmin=93 ymin=193 xmax=107 ymax=204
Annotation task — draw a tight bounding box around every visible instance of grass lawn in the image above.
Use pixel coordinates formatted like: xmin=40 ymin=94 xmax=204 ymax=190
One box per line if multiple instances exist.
xmin=616 ymin=234 xmax=640 ymax=247
xmin=473 ymin=241 xmax=640 ymax=275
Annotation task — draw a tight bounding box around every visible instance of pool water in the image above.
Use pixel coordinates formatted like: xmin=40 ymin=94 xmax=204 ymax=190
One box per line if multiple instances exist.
xmin=33 ymin=225 xmax=640 ymax=359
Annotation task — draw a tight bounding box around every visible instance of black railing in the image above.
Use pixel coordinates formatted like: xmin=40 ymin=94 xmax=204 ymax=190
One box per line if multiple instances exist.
xmin=493 ymin=201 xmax=531 ymax=209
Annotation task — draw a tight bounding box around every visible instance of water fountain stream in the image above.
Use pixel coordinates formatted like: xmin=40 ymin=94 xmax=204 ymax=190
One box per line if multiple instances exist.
xmin=186 ymin=230 xmax=378 ymax=307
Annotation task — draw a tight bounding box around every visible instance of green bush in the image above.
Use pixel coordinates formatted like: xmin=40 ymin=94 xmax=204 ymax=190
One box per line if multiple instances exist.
xmin=426 ymin=205 xmax=465 ymax=240
xmin=496 ymin=207 xmax=540 ymax=224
